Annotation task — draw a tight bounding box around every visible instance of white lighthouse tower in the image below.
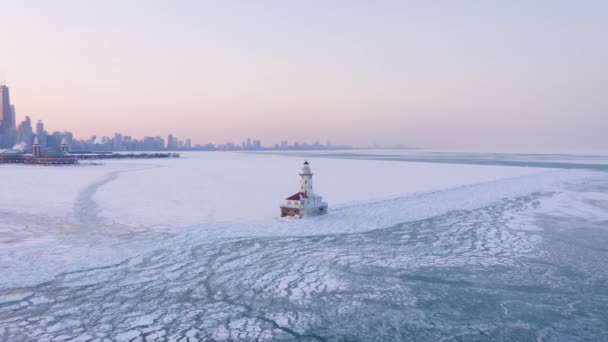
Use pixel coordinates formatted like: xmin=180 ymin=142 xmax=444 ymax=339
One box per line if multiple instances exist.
xmin=299 ymin=161 xmax=314 ymax=195
xmin=280 ymin=160 xmax=328 ymax=218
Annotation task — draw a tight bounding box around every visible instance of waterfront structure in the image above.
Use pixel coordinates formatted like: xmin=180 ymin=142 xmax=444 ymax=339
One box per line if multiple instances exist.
xmin=280 ymin=161 xmax=328 ymax=218
xmin=27 ymin=135 xmax=78 ymax=164
xmin=60 ymin=136 xmax=69 ymax=153
xmin=32 ymin=137 xmax=41 ymax=157
xmin=0 ymin=136 xmax=78 ymax=165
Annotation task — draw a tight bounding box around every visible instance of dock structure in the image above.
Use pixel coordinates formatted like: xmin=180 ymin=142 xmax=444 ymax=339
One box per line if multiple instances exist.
xmin=0 ymin=137 xmax=179 ymax=166
xmin=0 ymin=137 xmax=78 ymax=165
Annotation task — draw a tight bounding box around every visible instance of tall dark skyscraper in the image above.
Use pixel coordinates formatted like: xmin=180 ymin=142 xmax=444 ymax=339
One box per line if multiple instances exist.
xmin=0 ymin=85 xmax=11 ymax=126
xmin=0 ymin=84 xmax=17 ymax=148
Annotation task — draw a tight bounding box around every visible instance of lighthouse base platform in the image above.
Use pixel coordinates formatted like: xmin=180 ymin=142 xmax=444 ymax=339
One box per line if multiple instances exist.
xmin=280 ymin=203 xmax=328 ymax=218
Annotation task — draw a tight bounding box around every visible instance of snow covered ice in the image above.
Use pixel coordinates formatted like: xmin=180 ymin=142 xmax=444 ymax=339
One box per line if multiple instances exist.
xmin=1 ymin=151 xmax=608 ymax=341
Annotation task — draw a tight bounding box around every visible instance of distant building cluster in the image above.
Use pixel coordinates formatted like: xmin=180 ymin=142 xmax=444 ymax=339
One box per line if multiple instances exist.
xmin=0 ymin=84 xmax=378 ymax=153
xmin=0 ymin=84 xmax=188 ymax=153
xmin=0 ymin=85 xmax=78 ymax=165
xmin=210 ymin=138 xmax=347 ymax=151
xmin=1 ymin=84 xmax=75 ymax=153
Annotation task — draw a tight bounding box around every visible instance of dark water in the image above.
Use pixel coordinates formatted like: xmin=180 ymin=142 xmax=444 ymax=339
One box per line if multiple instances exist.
xmin=1 ymin=178 xmax=607 ymax=341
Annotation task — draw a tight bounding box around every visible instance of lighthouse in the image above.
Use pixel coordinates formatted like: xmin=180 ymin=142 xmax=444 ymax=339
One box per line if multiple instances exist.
xmin=299 ymin=160 xmax=314 ymax=195
xmin=280 ymin=160 xmax=328 ymax=218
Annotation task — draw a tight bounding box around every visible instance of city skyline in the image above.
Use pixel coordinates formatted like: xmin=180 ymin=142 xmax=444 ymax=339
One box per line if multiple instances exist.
xmin=1 ymin=1 xmax=607 ymax=152
xmin=1 ymin=83 xmax=355 ymax=152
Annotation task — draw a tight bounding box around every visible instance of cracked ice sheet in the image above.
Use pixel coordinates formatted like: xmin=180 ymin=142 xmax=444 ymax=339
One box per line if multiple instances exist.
xmin=2 ymin=183 xmax=607 ymax=340
xmin=530 ymin=178 xmax=608 ymax=223
xmin=1 ymin=153 xmax=608 ymax=340
xmin=0 ymin=152 xmax=595 ymax=289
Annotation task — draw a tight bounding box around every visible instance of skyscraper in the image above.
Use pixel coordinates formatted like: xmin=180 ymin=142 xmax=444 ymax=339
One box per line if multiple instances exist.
xmin=0 ymin=85 xmax=17 ymax=148
xmin=167 ymin=134 xmax=174 ymax=149
xmin=17 ymin=116 xmax=34 ymax=148
xmin=10 ymin=105 xmax=16 ymax=129
xmin=36 ymin=120 xmax=45 ymax=137
xmin=36 ymin=120 xmax=47 ymax=147
xmin=114 ymin=133 xmax=123 ymax=151
xmin=0 ymin=85 xmax=11 ymax=127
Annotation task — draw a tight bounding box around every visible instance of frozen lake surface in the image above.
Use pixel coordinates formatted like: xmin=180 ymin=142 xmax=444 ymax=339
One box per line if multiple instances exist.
xmin=1 ymin=151 xmax=607 ymax=340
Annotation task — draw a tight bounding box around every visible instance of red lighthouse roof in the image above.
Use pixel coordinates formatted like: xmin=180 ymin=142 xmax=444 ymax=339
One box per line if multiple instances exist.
xmin=285 ymin=192 xmax=308 ymax=200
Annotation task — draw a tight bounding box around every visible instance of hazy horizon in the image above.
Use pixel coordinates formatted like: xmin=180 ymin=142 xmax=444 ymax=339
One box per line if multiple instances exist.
xmin=1 ymin=1 xmax=606 ymax=150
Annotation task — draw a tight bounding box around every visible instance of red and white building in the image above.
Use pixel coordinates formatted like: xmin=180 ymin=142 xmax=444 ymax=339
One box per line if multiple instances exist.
xmin=280 ymin=160 xmax=328 ymax=218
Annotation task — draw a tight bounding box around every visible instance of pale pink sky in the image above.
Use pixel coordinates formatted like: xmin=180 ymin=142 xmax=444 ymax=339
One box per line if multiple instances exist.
xmin=1 ymin=1 xmax=607 ymax=150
